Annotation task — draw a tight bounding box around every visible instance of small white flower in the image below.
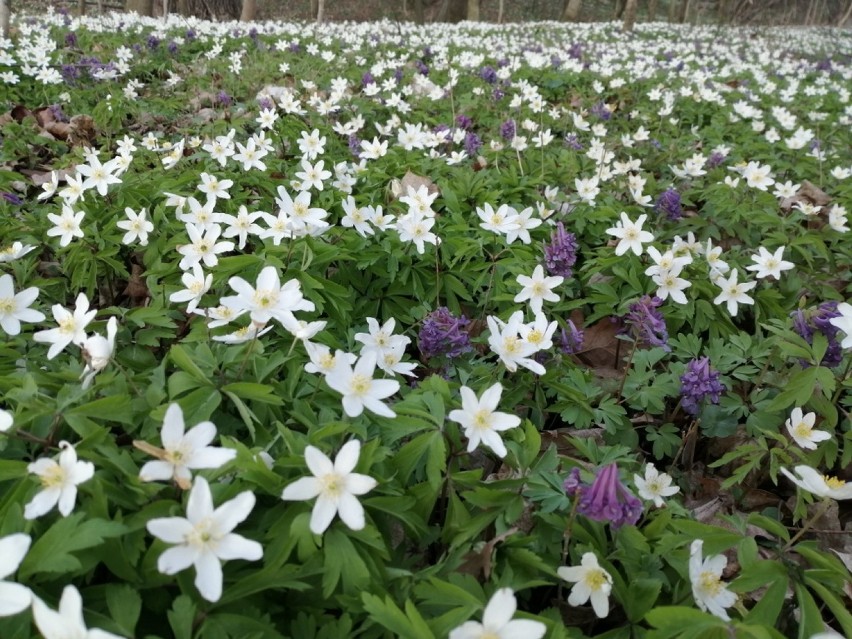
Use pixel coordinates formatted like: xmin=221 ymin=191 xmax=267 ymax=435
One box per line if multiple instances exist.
xmin=323 ymin=351 xmax=400 ymax=418
xmin=33 ymin=292 xmax=97 ymax=359
xmin=0 ymin=533 xmax=31 ymax=617
xmin=634 ymin=463 xmax=680 ymax=508
xmin=448 ymin=383 xmax=521 ymax=458
xmin=281 ymin=440 xmax=377 ymax=534
xmin=745 ymin=246 xmax=794 ymax=280
xmin=137 ymin=403 xmax=237 ymax=489
xmin=449 ymin=587 xmax=546 ymax=639
xmin=80 ymin=317 xmax=118 ymax=389
xmin=24 ymin=441 xmax=95 ymax=519
xmin=221 ymin=266 xmax=314 ymax=328
xmin=32 ymin=585 xmax=124 ymax=639
xmin=47 ymin=205 xmax=85 ymax=247
xmin=558 ymin=552 xmax=614 ymax=618
xmin=780 ymin=465 xmax=852 ymax=500
xmin=0 ymin=409 xmax=12 ymax=433
xmin=169 ymin=264 xmax=212 ymax=313
xmin=605 ymin=212 xmax=655 ymax=257
xmin=784 ymin=407 xmax=831 ymax=450
xmin=146 ymin=476 xmax=262 ymax=602
xmin=712 ymin=269 xmax=756 ymax=317
xmin=514 ymin=265 xmax=563 ymax=315
xmin=0 ymin=274 xmax=46 ymax=336
xmin=689 ymin=539 xmax=737 ymax=621
xmin=116 ymin=207 xmax=154 ymax=246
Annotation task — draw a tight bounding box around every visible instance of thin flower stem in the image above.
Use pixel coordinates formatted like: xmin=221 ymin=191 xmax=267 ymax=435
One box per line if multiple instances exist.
xmin=781 ymin=498 xmax=832 ymax=554
xmin=557 ymin=498 xmax=580 ymax=601
xmin=233 ymin=332 xmax=260 ymax=382
xmin=616 ymin=339 xmax=639 ymax=401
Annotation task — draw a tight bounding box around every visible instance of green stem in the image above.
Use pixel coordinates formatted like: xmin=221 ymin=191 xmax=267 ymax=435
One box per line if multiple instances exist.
xmin=781 ymin=498 xmax=832 ymax=554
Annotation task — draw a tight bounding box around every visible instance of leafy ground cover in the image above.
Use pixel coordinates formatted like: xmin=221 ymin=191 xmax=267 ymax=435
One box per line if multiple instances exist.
xmin=1 ymin=8 xmax=852 ymax=639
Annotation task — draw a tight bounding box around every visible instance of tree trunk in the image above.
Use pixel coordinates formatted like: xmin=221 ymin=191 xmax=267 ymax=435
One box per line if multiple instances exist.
xmin=497 ymin=0 xmax=504 ymax=22
xmin=467 ymin=0 xmax=479 ymax=20
xmin=561 ymin=0 xmax=582 ymax=21
xmin=310 ymin=0 xmax=317 ymax=19
xmin=436 ymin=0 xmax=466 ymax=22
xmin=613 ymin=0 xmax=626 ymax=19
xmin=648 ymin=0 xmax=658 ymax=21
xmin=678 ymin=0 xmax=690 ymax=22
xmin=0 ymin=0 xmax=9 ymax=38
xmin=415 ymin=0 xmax=424 ymax=22
xmin=127 ymin=0 xmax=154 ymax=15
xmin=176 ymin=0 xmax=239 ymax=18
xmin=240 ymin=0 xmax=255 ymax=20
xmin=78 ymin=0 xmax=85 ymax=15
xmin=839 ymin=0 xmax=852 ymax=26
xmin=622 ymin=0 xmax=638 ymax=30
xmin=316 ymin=0 xmax=325 ymax=22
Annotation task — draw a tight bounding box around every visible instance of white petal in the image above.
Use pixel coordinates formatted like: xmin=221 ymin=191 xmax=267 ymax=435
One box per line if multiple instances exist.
xmin=194 ymin=551 xmax=224 ymax=602
xmin=57 ymin=584 xmax=86 ymax=629
xmin=57 ymin=486 xmax=79 ymax=516
xmin=0 ymin=534 xmax=30 ymax=580
xmin=139 ymin=460 xmax=177 ymax=482
xmin=0 ymin=582 xmax=32 ymax=616
xmin=345 ymin=473 xmax=377 ymax=496
xmin=182 ymin=421 xmax=217 ymax=451
xmin=187 ymin=447 xmax=236 ymax=470
xmin=310 ymin=495 xmax=338 ymax=534
xmin=24 ymin=487 xmax=61 ymax=520
xmin=187 ymin=476 xmax=214 ymax=523
xmin=161 ymin=403 xmax=186 ymax=449
xmin=502 ymin=619 xmax=547 ymax=639
xmin=147 ymin=517 xmax=195 ymax=544
xmin=158 ymin=545 xmax=199 ymax=575
xmin=590 ymin=589 xmax=610 ymax=618
xmin=448 ymin=621 xmax=484 ymax=639
xmin=281 ymin=477 xmax=322 ymax=501
xmin=304 ymin=446 xmax=334 ymax=477
xmin=212 ymin=491 xmax=256 ymax=534
xmin=334 ymin=440 xmax=361 ymax=475
xmin=215 ymin=533 xmax=263 ymax=561
xmin=336 ymin=492 xmax=366 ymax=531
xmin=482 ymin=587 xmax=516 ymax=628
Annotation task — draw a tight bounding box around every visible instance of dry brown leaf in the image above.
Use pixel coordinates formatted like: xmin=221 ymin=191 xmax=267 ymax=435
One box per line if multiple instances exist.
xmin=399 ymin=171 xmax=439 ymax=197
xmin=457 ymin=527 xmax=518 ymax=579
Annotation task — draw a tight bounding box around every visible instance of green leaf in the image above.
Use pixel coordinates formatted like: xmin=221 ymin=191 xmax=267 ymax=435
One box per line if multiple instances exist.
xmin=361 ymin=593 xmax=436 ymax=639
xmin=167 ymin=595 xmax=196 ymax=639
xmin=169 ymin=344 xmax=211 ymax=381
xmin=105 ymin=584 xmax=142 ymax=636
xmin=19 ymin=515 xmax=127 ymax=580
xmin=793 ymin=582 xmax=824 ymax=639
xmin=745 ymin=576 xmax=788 ymax=626
xmin=221 ymin=382 xmax=285 ymax=405
xmin=803 ymin=578 xmax=852 ymax=638
xmin=322 ymin=528 xmax=370 ymax=597
xmin=623 ymin=578 xmax=662 ymax=622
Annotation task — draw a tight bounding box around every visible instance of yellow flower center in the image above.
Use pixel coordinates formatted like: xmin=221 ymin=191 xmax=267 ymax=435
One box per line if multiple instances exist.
xmin=824 ymin=475 xmax=845 ymax=490
xmin=350 ymin=374 xmax=370 ymax=396
xmin=699 ymin=571 xmax=723 ymax=596
xmin=41 ymin=464 xmax=67 ymax=488
xmin=584 ymin=568 xmax=610 ymax=591
xmin=321 ymin=473 xmax=343 ymax=497
xmin=0 ymin=298 xmax=15 ymax=314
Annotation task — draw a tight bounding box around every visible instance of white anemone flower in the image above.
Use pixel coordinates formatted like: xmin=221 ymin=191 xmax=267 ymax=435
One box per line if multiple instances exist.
xmin=146 ymin=476 xmax=262 ymax=602
xmin=784 ymin=407 xmax=831 ymax=450
xmin=281 ymin=440 xmax=377 ymax=534
xmin=449 ymin=588 xmax=546 ymax=639
xmin=689 ymin=539 xmax=737 ymax=621
xmin=136 ymin=403 xmax=236 ymax=490
xmin=32 ymin=585 xmax=124 ymax=639
xmin=558 ymin=552 xmax=614 ymax=618
xmin=448 ymin=383 xmax=521 ymax=458
xmin=633 ymin=463 xmax=680 ymax=508
xmin=24 ymin=441 xmax=95 ymax=520
xmin=780 ymin=465 xmax=852 ymax=500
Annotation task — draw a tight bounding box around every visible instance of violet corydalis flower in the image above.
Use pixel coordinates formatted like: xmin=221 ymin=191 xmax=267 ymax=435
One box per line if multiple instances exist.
xmin=624 ymin=296 xmax=669 ymax=351
xmin=559 ymin=320 xmax=584 ymax=355
xmin=655 ymin=188 xmax=682 ymax=221
xmin=500 ymin=119 xmax=516 ymax=141
xmin=564 ymin=464 xmax=642 ymax=529
xmin=680 ymin=356 xmax=725 ymax=415
xmin=418 ymin=307 xmax=472 ymax=360
xmin=792 ymin=302 xmax=843 ymax=368
xmin=544 ymin=222 xmax=579 ymax=279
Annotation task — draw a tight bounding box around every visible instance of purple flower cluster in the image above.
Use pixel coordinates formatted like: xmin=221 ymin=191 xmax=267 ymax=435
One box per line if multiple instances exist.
xmin=590 ymin=101 xmax=612 ymax=121
xmin=564 ymin=464 xmax=642 ymax=529
xmin=347 ymin=134 xmax=362 ymax=159
xmin=707 ymin=151 xmax=726 ymax=169
xmin=680 ymin=357 xmax=725 ymax=415
xmin=564 ymin=134 xmax=583 ymax=151
xmin=415 ymin=60 xmax=429 ymax=75
xmin=216 ymin=91 xmax=233 ymax=107
xmin=479 ymin=66 xmax=497 ymax=84
xmin=624 ymin=296 xmax=669 ymax=350
xmin=464 ymin=132 xmax=482 ymax=156
xmin=418 ymin=307 xmax=472 ymax=360
xmin=559 ymin=320 xmax=584 ymax=355
xmin=792 ymin=302 xmax=844 ymax=367
xmin=361 ymin=71 xmax=375 ymax=86
xmin=544 ymin=222 xmax=579 ymax=279
xmin=500 ymin=119 xmax=516 ymax=141
xmin=1 ymin=192 xmax=23 ymax=205
xmin=655 ymin=188 xmax=683 ymax=220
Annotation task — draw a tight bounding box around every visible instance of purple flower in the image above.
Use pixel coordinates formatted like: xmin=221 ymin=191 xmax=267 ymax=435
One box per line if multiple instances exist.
xmin=792 ymin=302 xmax=843 ymax=368
xmin=480 ymin=66 xmax=497 ymax=84
xmin=559 ymin=320 xmax=584 ymax=355
xmin=1 ymin=192 xmax=23 ymax=205
xmin=64 ymin=32 xmax=77 ymax=48
xmin=544 ymin=222 xmax=578 ymax=279
xmin=623 ymin=296 xmax=669 ymax=351
xmin=492 ymin=88 xmax=505 ymax=102
xmin=464 ymin=132 xmax=482 ymax=156
xmin=216 ymin=91 xmax=232 ymax=107
xmin=590 ymin=101 xmax=612 ymax=121
xmin=564 ymin=464 xmax=642 ymax=529
xmin=707 ymin=151 xmax=725 ymax=169
xmin=680 ymin=357 xmax=725 ymax=415
xmin=415 ymin=60 xmax=429 ymax=75
xmin=147 ymin=35 xmax=160 ymax=50
xmin=347 ymin=134 xmax=362 ymax=159
xmin=500 ymin=119 xmax=516 ymax=141
xmin=361 ymin=71 xmax=374 ymax=86
xmin=418 ymin=307 xmax=472 ymax=360
xmin=655 ymin=188 xmax=682 ymax=221
xmin=168 ymin=41 xmax=179 ymax=55
xmin=455 ymin=114 xmax=472 ymax=130
xmin=257 ymin=97 xmax=274 ymax=111
xmin=564 ymin=134 xmax=583 ymax=151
